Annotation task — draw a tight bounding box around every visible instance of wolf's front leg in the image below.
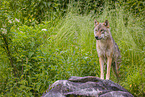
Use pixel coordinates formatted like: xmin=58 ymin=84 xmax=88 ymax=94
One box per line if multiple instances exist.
xmin=106 ymin=57 xmax=112 ymax=80
xmin=99 ymin=57 xmax=104 ymax=79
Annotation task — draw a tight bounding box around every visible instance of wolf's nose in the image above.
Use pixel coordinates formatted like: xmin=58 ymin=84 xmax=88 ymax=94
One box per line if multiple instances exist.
xmin=95 ymin=36 xmax=98 ymax=40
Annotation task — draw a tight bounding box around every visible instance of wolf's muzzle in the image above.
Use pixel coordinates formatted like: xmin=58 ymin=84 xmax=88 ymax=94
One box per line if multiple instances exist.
xmin=95 ymin=36 xmax=102 ymax=40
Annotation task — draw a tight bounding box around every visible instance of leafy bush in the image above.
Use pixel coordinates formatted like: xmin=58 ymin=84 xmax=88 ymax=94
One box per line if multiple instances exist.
xmin=1 ymin=22 xmax=54 ymax=96
xmin=2 ymin=0 xmax=144 ymax=25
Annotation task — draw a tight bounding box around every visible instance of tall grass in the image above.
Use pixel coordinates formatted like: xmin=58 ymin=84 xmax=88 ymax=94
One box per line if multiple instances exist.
xmin=42 ymin=3 xmax=145 ymax=96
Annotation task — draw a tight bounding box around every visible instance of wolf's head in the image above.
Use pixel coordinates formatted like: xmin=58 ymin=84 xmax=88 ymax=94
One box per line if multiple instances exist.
xmin=94 ymin=20 xmax=110 ymax=40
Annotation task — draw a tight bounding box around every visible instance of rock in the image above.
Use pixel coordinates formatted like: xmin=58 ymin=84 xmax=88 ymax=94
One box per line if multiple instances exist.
xmin=42 ymin=76 xmax=134 ymax=97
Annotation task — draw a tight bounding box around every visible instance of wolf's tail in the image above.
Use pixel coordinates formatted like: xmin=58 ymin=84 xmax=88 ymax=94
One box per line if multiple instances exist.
xmin=112 ymin=62 xmax=120 ymax=83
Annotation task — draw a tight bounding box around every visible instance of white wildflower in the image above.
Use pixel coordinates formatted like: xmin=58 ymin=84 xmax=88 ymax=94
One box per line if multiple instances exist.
xmin=8 ymin=20 xmax=12 ymax=23
xmin=42 ymin=29 xmax=47 ymax=31
xmin=1 ymin=28 xmax=7 ymax=34
xmin=15 ymin=18 xmax=20 ymax=22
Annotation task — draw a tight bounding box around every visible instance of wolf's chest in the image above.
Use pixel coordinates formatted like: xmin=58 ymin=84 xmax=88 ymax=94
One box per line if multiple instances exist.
xmin=96 ymin=40 xmax=113 ymax=57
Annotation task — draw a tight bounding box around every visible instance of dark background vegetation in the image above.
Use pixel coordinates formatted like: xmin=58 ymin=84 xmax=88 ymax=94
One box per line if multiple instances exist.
xmin=0 ymin=0 xmax=145 ymax=96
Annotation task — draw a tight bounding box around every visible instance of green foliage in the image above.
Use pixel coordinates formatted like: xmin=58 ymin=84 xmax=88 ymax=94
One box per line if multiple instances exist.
xmin=122 ymin=0 xmax=145 ymax=16
xmin=1 ymin=0 xmax=144 ymax=25
xmin=1 ymin=22 xmax=53 ymax=96
xmin=1 ymin=0 xmax=67 ymax=25
xmin=0 ymin=0 xmax=145 ymax=97
xmin=123 ymin=65 xmax=145 ymax=97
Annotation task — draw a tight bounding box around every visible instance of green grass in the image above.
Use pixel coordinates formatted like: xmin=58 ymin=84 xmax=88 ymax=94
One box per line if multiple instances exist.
xmin=42 ymin=4 xmax=144 ymax=96
xmin=0 ymin=3 xmax=144 ymax=97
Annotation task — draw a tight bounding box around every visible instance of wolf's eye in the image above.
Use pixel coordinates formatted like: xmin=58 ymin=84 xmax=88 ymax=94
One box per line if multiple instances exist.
xmin=95 ymin=29 xmax=98 ymax=31
xmin=100 ymin=29 xmax=104 ymax=32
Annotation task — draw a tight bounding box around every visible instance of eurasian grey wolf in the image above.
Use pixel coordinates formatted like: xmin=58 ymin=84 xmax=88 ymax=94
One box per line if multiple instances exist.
xmin=94 ymin=19 xmax=121 ymax=81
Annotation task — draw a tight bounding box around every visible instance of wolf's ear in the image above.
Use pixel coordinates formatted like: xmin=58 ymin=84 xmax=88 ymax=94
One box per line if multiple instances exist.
xmin=103 ymin=20 xmax=109 ymax=28
xmin=94 ymin=19 xmax=99 ymax=26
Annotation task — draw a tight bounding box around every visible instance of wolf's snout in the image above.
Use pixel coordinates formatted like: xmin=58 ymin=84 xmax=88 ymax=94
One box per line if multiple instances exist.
xmin=95 ymin=36 xmax=98 ymax=40
xmin=95 ymin=36 xmax=102 ymax=40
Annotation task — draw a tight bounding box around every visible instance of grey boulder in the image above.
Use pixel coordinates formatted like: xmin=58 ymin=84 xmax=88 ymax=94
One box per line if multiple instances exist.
xmin=42 ymin=76 xmax=134 ymax=97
